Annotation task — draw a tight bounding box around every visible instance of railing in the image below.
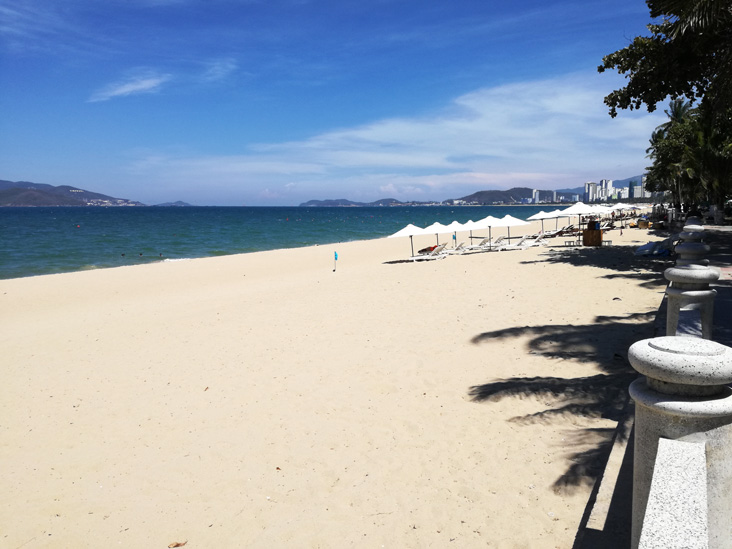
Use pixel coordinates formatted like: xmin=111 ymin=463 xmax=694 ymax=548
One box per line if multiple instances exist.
xmin=628 ymin=216 xmax=732 ymax=549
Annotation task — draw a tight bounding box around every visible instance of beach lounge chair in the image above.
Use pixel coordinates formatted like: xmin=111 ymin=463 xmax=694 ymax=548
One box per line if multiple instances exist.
xmin=410 ymin=243 xmax=448 ymax=261
xmin=462 ymin=237 xmax=493 ymax=253
xmin=445 ymin=242 xmax=468 ymax=254
xmin=497 ymin=234 xmax=547 ymax=251
xmin=496 ymin=235 xmax=533 ymax=251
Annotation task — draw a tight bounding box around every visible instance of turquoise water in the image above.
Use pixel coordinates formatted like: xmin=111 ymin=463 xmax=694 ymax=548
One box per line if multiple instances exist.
xmin=0 ymin=205 xmax=549 ymax=280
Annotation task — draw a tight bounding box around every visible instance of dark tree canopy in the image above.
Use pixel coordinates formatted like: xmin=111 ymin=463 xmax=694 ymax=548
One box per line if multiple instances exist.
xmin=598 ymin=0 xmax=732 ymax=118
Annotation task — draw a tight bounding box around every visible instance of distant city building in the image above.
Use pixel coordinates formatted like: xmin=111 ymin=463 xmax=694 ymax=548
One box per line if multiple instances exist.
xmin=532 ymin=189 xmax=540 ymax=204
xmin=584 ymin=181 xmax=597 ymax=203
xmin=640 ymin=175 xmax=648 ymax=198
xmin=552 ymin=191 xmax=557 ymax=203
xmin=599 ymin=179 xmax=614 ymax=202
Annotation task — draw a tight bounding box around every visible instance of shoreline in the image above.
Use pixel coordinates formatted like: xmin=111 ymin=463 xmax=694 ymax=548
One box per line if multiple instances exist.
xmin=1 ymin=227 xmax=669 ymax=547
xmin=0 ymin=207 xmax=648 ymax=281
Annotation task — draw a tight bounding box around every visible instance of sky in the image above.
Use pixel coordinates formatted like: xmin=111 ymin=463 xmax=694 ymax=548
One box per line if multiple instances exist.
xmin=0 ymin=0 xmax=668 ymax=206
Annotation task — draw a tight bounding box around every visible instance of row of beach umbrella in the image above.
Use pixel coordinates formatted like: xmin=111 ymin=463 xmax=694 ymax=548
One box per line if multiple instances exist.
xmin=388 ymin=214 xmax=530 ymax=256
xmin=389 ymin=202 xmax=651 ymax=256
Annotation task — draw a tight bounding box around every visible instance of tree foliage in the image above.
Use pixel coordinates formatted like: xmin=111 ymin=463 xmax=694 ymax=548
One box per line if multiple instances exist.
xmin=600 ymin=0 xmax=732 ymax=212
xmin=598 ymin=0 xmax=732 ymax=118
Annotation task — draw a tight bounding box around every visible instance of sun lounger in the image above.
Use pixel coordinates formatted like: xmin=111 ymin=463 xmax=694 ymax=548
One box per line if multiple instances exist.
xmin=463 ymin=236 xmax=504 ymax=253
xmin=496 ymin=234 xmax=549 ymax=251
xmin=496 ymin=235 xmax=533 ymax=251
xmin=410 ymin=242 xmax=448 ymax=261
xmin=445 ymin=242 xmax=468 ymax=254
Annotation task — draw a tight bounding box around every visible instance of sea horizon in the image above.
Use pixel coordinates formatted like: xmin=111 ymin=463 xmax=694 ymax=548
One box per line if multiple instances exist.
xmin=0 ymin=205 xmax=555 ymax=280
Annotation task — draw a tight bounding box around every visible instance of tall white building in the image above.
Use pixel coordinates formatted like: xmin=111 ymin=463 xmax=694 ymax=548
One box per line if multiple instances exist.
xmin=532 ymin=189 xmax=540 ymax=204
xmin=584 ymin=182 xmax=597 ymax=203
xmin=599 ymin=179 xmax=614 ymax=201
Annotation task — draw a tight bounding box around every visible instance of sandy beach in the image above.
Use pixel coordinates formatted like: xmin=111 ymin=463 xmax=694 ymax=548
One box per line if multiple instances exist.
xmin=1 ymin=224 xmax=671 ymax=548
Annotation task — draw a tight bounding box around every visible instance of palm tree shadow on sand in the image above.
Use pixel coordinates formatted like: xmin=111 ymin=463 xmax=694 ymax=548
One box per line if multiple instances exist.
xmin=468 ymin=311 xmax=656 ymax=493
xmin=522 ymin=243 xmax=672 ymax=291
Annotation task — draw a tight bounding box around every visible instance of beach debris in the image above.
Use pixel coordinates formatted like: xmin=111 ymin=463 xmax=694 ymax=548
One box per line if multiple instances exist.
xmin=168 ymin=542 xmax=187 ymax=548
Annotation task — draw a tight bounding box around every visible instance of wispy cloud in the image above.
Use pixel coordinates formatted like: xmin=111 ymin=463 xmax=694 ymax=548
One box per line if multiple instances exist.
xmin=126 ymin=71 xmax=667 ymax=205
xmin=200 ymin=58 xmax=238 ymax=82
xmin=88 ymin=70 xmax=173 ymax=102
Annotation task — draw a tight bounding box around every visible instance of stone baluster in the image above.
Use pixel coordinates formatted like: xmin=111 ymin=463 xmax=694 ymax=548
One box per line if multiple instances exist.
xmin=664 ymin=265 xmax=720 ymax=339
xmin=628 ymin=336 xmax=732 ymax=548
xmin=675 ymin=223 xmax=710 ymax=267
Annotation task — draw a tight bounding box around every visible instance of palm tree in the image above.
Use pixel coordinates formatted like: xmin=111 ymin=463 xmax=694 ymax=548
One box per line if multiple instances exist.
xmin=648 ymin=0 xmax=732 ymax=115
xmin=682 ymin=106 xmax=732 ymax=221
xmin=645 ymin=100 xmax=698 ymax=209
xmin=660 ymin=98 xmax=693 ymax=131
xmin=648 ymin=0 xmax=732 ymax=37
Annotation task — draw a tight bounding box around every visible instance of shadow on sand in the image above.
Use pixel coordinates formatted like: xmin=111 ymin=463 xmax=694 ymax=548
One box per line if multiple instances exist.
xmin=524 ymin=242 xmax=672 ymax=291
xmin=467 ymin=230 xmax=672 ymax=494
xmin=468 ymin=311 xmax=653 ymax=493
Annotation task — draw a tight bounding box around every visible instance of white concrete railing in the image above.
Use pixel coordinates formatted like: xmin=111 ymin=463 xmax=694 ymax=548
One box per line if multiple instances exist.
xmin=638 ymin=438 xmax=708 ymax=548
xmin=628 ymin=337 xmax=732 ymax=549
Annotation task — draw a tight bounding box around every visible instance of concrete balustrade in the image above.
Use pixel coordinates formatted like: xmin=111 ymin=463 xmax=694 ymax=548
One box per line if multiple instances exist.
xmin=628 ymin=336 xmax=732 ymax=548
xmin=675 ymin=225 xmax=710 ymax=267
xmin=665 ymin=264 xmax=720 ymax=339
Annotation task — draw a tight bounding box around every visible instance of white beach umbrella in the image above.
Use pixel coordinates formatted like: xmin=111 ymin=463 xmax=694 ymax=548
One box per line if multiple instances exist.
xmin=545 ymin=209 xmax=566 ymax=230
xmin=527 ymin=210 xmax=556 ymax=233
xmin=560 ymin=202 xmax=597 ymax=230
xmin=388 ymin=223 xmax=426 ymax=256
xmin=423 ymin=222 xmax=451 ymax=245
xmin=592 ymin=205 xmax=615 ymax=217
xmin=461 ymin=219 xmax=479 ymax=242
xmin=472 ymin=215 xmax=501 ymax=230
xmin=560 ymin=201 xmax=596 ymax=216
xmin=444 ymin=220 xmax=465 ymax=248
xmin=494 ymin=214 xmax=530 ymax=242
xmin=471 ymin=215 xmax=502 ymax=248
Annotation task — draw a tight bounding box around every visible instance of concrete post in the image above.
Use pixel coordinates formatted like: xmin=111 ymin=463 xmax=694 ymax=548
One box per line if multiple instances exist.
xmin=628 ymin=336 xmax=732 ymax=548
xmin=664 ymin=265 xmax=720 ymax=339
xmin=675 ymin=227 xmax=710 ymax=267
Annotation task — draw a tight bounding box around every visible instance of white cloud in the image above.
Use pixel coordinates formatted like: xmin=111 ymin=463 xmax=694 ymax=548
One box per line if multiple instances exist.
xmin=200 ymin=58 xmax=238 ymax=82
xmin=88 ymin=71 xmax=172 ymax=102
xmin=125 ymin=71 xmax=667 ymax=204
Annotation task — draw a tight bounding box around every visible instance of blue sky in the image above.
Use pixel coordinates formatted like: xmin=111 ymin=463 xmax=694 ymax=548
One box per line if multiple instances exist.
xmin=1 ymin=0 xmax=666 ymax=206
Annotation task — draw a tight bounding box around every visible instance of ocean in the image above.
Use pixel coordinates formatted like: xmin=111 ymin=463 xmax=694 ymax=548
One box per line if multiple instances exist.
xmin=0 ymin=205 xmax=551 ymax=280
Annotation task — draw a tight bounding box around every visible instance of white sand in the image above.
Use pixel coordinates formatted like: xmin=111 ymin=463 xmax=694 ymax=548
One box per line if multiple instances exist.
xmin=1 ymin=225 xmax=669 ymax=548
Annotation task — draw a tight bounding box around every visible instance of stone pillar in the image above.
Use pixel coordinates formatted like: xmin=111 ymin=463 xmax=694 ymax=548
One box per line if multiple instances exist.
xmin=675 ymin=225 xmax=710 ymax=267
xmin=665 ymin=265 xmax=720 ymax=339
xmin=628 ymin=337 xmax=732 ymax=548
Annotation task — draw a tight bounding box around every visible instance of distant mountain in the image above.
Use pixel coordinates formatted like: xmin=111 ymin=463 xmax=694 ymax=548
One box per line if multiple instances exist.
xmin=0 ymin=180 xmax=144 ymax=207
xmin=299 ymin=198 xmax=406 ymax=207
xmin=451 ymin=187 xmax=579 ymax=205
xmin=0 ymin=187 xmax=83 ymax=206
xmin=556 ymin=174 xmax=645 ymax=195
xmin=155 ymin=201 xmax=194 ymax=207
